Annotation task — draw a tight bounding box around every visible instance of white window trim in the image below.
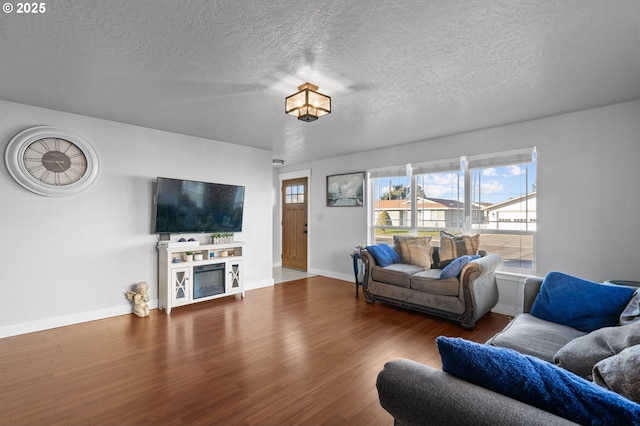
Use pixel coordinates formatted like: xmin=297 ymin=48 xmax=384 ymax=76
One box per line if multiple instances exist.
xmin=368 ymin=148 xmax=536 ymax=274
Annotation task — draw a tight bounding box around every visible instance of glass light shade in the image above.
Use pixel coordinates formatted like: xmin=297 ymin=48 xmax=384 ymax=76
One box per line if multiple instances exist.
xmin=285 ymin=83 xmax=331 ymax=122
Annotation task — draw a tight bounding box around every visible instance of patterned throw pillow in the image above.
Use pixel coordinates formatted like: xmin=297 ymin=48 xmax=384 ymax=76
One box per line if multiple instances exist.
xmin=437 ymin=231 xmax=480 ymax=268
xmin=393 ymin=236 xmax=432 ymax=269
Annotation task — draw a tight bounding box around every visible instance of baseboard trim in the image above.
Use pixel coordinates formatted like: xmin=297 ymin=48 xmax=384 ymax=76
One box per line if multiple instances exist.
xmin=308 ymin=268 xmax=352 ymax=283
xmin=1 ymin=279 xmax=275 ymax=339
xmin=0 ymin=300 xmax=157 ymax=339
xmin=246 ymin=278 xmax=275 ymax=290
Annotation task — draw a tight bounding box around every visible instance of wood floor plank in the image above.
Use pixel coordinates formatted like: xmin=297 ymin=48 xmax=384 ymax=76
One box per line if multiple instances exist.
xmin=0 ymin=276 xmax=510 ymax=425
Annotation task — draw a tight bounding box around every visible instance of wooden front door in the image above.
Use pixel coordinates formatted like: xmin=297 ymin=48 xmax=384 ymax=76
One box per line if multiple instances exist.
xmin=282 ymin=177 xmax=308 ymax=271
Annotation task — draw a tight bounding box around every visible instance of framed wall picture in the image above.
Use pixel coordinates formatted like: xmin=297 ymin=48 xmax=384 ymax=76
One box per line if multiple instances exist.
xmin=327 ymin=172 xmax=365 ymax=207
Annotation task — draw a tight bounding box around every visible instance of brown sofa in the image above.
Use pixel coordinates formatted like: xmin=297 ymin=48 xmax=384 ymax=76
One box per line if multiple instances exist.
xmin=360 ymin=246 xmax=502 ymax=328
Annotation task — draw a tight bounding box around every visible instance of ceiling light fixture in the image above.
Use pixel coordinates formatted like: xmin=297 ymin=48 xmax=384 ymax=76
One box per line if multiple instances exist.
xmin=285 ymin=82 xmax=331 ymax=122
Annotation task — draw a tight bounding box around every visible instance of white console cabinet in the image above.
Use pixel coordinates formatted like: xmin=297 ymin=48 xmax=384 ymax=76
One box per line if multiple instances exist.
xmin=158 ymin=242 xmax=244 ymax=314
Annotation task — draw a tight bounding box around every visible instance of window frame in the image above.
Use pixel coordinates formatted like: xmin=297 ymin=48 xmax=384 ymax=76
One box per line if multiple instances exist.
xmin=368 ymin=147 xmax=536 ymax=274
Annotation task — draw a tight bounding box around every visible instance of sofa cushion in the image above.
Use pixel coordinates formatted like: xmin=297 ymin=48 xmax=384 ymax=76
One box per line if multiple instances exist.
xmin=371 ymin=263 xmax=425 ymax=288
xmin=554 ymin=321 xmax=640 ymax=379
xmin=410 ymin=270 xmax=459 ymax=296
xmin=437 ymin=231 xmax=480 ymax=268
xmin=530 ymin=272 xmax=635 ymax=332
xmin=393 ymin=236 xmax=432 ymax=269
xmin=487 ymin=313 xmax=586 ymax=362
xmin=366 ymin=244 xmax=401 ymax=267
xmin=439 ymin=255 xmax=480 ymax=280
xmin=620 ymin=288 xmax=640 ymax=325
xmin=593 ymin=344 xmax=640 ymax=404
xmin=437 ymin=336 xmax=640 ymax=426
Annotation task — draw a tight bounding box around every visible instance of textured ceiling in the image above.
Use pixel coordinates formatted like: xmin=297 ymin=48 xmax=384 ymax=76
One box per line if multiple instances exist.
xmin=1 ymin=0 xmax=640 ymax=165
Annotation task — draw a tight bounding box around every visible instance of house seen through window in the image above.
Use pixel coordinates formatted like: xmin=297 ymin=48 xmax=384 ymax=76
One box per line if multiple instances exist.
xmin=369 ymin=148 xmax=536 ymax=273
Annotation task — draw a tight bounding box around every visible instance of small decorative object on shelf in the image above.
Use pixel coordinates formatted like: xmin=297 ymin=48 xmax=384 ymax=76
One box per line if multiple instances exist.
xmin=184 ymin=251 xmax=194 ymax=262
xmin=194 ymin=253 xmax=203 ymax=261
xmin=211 ymin=232 xmax=234 ymax=245
xmin=125 ymin=281 xmax=150 ymax=318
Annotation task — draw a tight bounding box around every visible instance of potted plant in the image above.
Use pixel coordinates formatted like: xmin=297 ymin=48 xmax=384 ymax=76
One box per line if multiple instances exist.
xmin=184 ymin=251 xmax=193 ymax=262
xmin=211 ymin=232 xmax=234 ymax=244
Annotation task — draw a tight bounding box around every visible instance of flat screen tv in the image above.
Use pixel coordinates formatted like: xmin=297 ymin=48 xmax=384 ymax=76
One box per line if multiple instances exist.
xmin=153 ymin=177 xmax=245 ymax=234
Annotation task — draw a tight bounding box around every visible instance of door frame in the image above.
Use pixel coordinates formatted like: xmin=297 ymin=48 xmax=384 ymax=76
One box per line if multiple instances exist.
xmin=278 ymin=169 xmax=311 ymax=271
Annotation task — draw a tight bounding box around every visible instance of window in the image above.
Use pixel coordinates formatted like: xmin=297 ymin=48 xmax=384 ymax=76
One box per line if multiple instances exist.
xmin=468 ymin=149 xmax=536 ymax=271
xmin=369 ymin=165 xmax=411 ymax=245
xmin=285 ymin=184 xmax=305 ymax=204
xmin=413 ymin=158 xmax=465 ymax=232
xmin=368 ymin=148 xmax=536 ymax=273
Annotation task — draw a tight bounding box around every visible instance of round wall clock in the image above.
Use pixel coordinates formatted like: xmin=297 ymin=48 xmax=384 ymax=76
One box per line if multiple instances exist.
xmin=4 ymin=126 xmax=99 ymax=197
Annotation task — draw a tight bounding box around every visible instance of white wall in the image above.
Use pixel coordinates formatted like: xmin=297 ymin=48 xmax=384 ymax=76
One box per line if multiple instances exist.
xmin=276 ymin=100 xmax=640 ymax=283
xmin=0 ymin=100 xmax=273 ymax=337
xmin=272 ymin=168 xmax=282 ymax=267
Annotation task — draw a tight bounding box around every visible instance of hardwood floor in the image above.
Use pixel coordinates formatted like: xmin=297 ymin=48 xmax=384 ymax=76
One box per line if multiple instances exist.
xmin=0 ymin=276 xmax=510 ymax=425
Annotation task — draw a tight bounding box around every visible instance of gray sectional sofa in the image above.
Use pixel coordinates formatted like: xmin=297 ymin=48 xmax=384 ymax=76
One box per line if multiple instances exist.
xmin=376 ymin=275 xmax=640 ymax=425
xmin=360 ymin=245 xmax=502 ymax=329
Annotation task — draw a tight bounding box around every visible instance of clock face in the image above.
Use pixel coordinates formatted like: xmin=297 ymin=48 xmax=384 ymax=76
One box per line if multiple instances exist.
xmin=23 ymin=137 xmax=88 ymax=186
xmin=5 ymin=126 xmax=99 ymax=197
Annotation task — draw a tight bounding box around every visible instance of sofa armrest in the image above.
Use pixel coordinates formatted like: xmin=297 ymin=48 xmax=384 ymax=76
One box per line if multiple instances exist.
xmin=523 ymin=276 xmax=544 ymax=313
xmin=360 ymin=249 xmax=374 ymax=273
xmin=462 ymin=253 xmax=502 ymax=278
xmin=457 ymin=254 xmax=502 ymax=327
xmin=377 ymin=359 xmax=578 ymax=426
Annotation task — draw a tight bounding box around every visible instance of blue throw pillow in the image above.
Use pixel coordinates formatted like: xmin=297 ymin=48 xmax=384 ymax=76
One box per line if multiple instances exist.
xmin=439 ymin=255 xmax=480 ymax=279
xmin=366 ymin=244 xmax=401 ymax=267
xmin=436 ymin=336 xmax=640 ymax=425
xmin=530 ymin=272 xmax=635 ymax=332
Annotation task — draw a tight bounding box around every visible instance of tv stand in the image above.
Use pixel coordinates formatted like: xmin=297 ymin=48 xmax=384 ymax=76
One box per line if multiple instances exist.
xmin=158 ymin=242 xmax=244 ymax=314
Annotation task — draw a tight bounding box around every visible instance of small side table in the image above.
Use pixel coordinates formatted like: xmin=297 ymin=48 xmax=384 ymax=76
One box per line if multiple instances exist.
xmin=350 ymin=252 xmax=364 ymax=296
